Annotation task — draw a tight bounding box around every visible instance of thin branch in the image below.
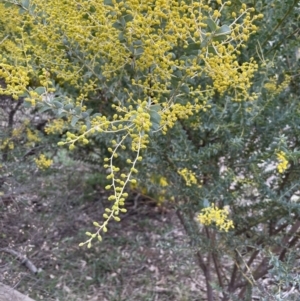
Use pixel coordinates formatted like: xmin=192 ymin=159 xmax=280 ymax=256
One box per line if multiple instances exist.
xmin=205 ymin=252 xmax=214 ymax=301
xmin=279 ymin=230 xmax=300 ymax=261
xmin=0 ymin=248 xmax=38 ymax=274
xmin=3 ymin=98 xmax=23 ymax=161
xmin=210 ymin=228 xmax=224 ymax=291
xmin=8 ymin=98 xmax=23 ymax=128
xmin=234 ymin=257 xmax=269 ymax=290
xmin=212 ymin=252 xmax=224 ymax=291
xmin=245 ymin=249 xmax=260 ymax=272
xmin=234 ymin=220 xmax=300 ymax=293
xmin=227 ymin=261 xmax=238 ymax=296
xmin=176 ymin=208 xmax=214 ymax=301
xmin=204 ymin=226 xmax=214 ymax=301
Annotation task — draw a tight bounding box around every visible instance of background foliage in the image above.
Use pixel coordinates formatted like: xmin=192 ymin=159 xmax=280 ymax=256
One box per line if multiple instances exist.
xmin=1 ymin=0 xmax=300 ymax=300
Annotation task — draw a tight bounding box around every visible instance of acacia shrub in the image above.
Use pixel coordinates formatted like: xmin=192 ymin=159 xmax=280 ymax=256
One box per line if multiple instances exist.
xmin=1 ymin=0 xmax=300 ymax=300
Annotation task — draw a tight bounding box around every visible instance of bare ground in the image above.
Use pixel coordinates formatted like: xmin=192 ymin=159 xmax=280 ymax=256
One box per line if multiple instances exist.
xmin=0 ymin=157 xmax=206 ymax=301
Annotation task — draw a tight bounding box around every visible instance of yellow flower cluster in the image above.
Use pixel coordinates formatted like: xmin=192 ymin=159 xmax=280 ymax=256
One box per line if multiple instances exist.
xmin=0 ymin=3 xmax=34 ymax=98
xmin=205 ymin=53 xmax=258 ymax=101
xmin=0 ymin=0 xmax=261 ymax=105
xmin=149 ymin=174 xmax=169 ymax=187
xmin=276 ymin=151 xmax=289 ymax=173
xmin=159 ymin=176 xmax=168 ymax=187
xmin=129 ymin=175 xmax=170 ymax=205
xmin=0 ymin=61 xmax=31 ymax=99
xmin=178 ymin=168 xmax=198 ymax=186
xmin=0 ymin=138 xmax=14 ymax=150
xmin=201 ymin=5 xmax=262 ymax=101
xmin=198 ymin=204 xmax=234 ymax=231
xmin=45 ymin=119 xmax=66 ymax=135
xmin=26 ymin=129 xmax=41 ymax=146
xmin=160 ymin=101 xmax=210 ymax=133
xmin=34 ymin=154 xmax=53 ymax=170
xmin=263 ymin=82 xmax=277 ymax=93
xmin=157 ymin=176 xmax=170 ymax=203
xmin=12 ymin=126 xmax=24 ymax=138
xmin=145 ymin=175 xmax=171 ymax=204
xmin=0 ymin=120 xmax=31 ymax=152
xmin=264 ymin=75 xmax=291 ymax=95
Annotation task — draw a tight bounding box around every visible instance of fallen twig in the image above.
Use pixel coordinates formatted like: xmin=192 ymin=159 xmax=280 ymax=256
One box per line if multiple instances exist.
xmin=0 ymin=248 xmax=38 ymax=274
